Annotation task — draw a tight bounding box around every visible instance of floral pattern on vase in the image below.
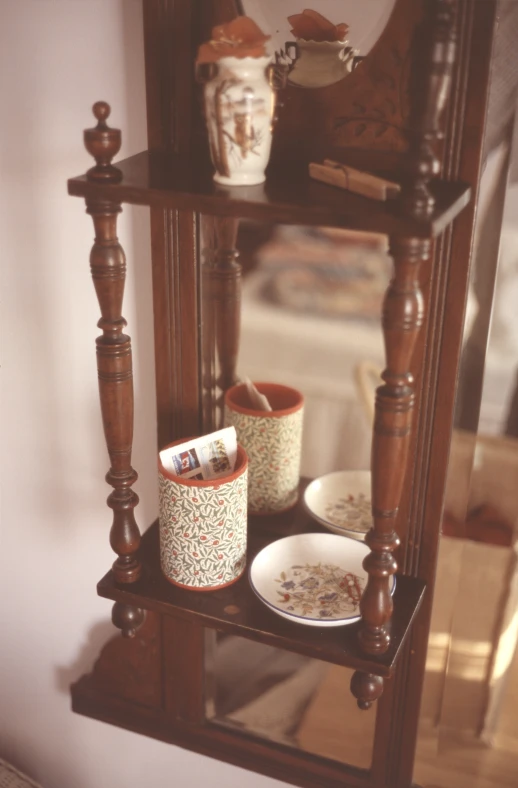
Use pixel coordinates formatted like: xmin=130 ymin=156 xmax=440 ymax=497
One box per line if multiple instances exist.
xmin=274 ymin=562 xmax=364 ymax=620
xmin=203 ymin=55 xmax=274 ymax=186
xmin=158 ymin=469 xmax=248 ymax=589
xmin=224 ymin=407 xmax=303 ymax=514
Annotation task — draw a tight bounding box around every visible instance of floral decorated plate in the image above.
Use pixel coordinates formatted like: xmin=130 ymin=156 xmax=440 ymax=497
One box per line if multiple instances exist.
xmin=249 ymin=532 xmax=394 ymax=627
xmin=303 ymin=470 xmax=372 ymax=540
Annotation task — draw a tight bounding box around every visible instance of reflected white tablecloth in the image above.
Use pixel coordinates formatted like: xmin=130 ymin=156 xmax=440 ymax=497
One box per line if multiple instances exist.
xmin=238 ymin=272 xmax=385 ymax=478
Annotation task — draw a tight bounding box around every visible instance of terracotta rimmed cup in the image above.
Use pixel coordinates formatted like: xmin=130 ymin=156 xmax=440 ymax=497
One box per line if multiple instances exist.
xmin=158 ymin=440 xmax=248 ymax=590
xmin=224 ymin=383 xmax=304 ymax=515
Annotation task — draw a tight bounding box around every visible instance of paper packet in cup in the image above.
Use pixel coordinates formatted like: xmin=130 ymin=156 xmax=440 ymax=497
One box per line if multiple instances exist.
xmin=159 ymin=426 xmax=238 ymax=481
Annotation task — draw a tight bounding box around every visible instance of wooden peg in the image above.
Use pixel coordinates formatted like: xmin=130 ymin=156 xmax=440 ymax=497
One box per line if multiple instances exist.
xmin=350 ymin=671 xmax=384 ymax=711
xmin=112 ymin=602 xmax=146 ymax=638
xmin=84 ymin=101 xmax=122 ymax=183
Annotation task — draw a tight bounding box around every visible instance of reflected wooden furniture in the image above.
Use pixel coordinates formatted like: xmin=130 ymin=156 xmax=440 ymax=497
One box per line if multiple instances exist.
xmin=68 ymin=1 xmax=499 ymax=786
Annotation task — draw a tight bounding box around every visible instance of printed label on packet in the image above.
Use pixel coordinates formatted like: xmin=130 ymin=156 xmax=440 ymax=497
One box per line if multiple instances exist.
xmin=160 ymin=427 xmax=237 ymax=481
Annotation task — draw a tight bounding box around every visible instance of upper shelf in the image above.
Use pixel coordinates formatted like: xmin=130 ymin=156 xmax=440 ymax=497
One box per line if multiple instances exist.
xmin=68 ymin=149 xmax=471 ymax=237
xmin=97 ymin=483 xmax=425 ymax=678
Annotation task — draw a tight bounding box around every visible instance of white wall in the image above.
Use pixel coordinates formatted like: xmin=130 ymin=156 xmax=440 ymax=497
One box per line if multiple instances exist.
xmin=0 ymin=3 xmax=285 ymax=787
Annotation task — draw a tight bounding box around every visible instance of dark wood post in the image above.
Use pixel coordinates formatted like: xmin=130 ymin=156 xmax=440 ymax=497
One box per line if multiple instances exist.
xmin=214 ymin=218 xmax=241 ymax=412
xmin=361 ymin=236 xmax=429 ymax=655
xmin=352 ymin=0 xmax=458 ymax=710
xmin=201 ymin=216 xmax=218 ymax=432
xmin=403 ymin=0 xmax=458 ymax=218
xmin=351 ymin=236 xmax=429 ymax=709
xmin=201 ymin=216 xmax=241 ymax=427
xmin=84 ymin=104 xmax=144 ymax=635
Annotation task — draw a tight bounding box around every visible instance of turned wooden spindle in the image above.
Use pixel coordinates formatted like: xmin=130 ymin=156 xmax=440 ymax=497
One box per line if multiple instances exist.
xmin=352 ymin=237 xmax=429 ymax=709
xmin=351 ymin=0 xmax=459 ymax=712
xmin=84 ymin=103 xmax=142 ymax=593
xmin=202 ymin=217 xmax=241 ymax=425
xmin=403 ymin=0 xmax=458 ymax=218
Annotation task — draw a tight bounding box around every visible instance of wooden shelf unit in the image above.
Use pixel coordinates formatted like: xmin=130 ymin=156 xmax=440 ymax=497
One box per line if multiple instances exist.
xmin=68 ymin=1 xmax=500 ymax=786
xmin=68 ymin=149 xmax=471 ymax=237
xmin=96 ymin=484 xmax=426 ymax=678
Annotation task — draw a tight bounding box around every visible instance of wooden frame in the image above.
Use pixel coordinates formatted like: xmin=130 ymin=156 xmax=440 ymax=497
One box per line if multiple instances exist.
xmin=68 ymin=1 xmax=499 ymax=786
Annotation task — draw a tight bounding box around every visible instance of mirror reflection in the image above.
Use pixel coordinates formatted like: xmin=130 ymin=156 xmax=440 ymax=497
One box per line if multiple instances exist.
xmin=237 ymin=223 xmax=388 ymax=478
xmin=201 ymin=218 xmax=390 ymax=478
xmin=241 ymin=0 xmax=397 ymax=88
xmin=205 ymin=632 xmax=375 ymax=769
xmin=201 ymin=220 xmax=387 ymax=768
xmin=415 ymin=122 xmax=518 ymax=786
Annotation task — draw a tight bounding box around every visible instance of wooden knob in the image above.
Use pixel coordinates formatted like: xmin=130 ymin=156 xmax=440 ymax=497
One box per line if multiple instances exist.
xmin=112 ymin=602 xmax=145 ymax=638
xmin=350 ymin=671 xmax=384 ymax=710
xmin=84 ymin=101 xmax=122 ymax=182
xmin=93 ymin=100 xmax=111 ymax=124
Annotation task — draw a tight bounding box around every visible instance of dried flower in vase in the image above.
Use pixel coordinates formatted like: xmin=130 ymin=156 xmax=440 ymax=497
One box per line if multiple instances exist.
xmin=196 ymin=17 xmax=271 ymax=64
xmin=288 ymin=9 xmax=349 ymax=43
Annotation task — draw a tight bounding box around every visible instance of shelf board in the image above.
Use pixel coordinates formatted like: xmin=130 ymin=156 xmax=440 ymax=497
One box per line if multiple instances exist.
xmin=97 ymin=482 xmax=425 ymax=677
xmin=68 ymin=150 xmax=470 ymax=237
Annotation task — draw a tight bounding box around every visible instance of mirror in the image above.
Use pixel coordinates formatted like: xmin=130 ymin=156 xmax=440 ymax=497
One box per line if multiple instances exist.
xmin=205 ymin=632 xmax=376 ymax=769
xmin=201 ymin=217 xmax=390 ymax=478
xmin=414 ymin=78 xmax=518 ymax=782
xmin=200 ymin=219 xmax=388 ymax=768
xmin=241 ymin=0 xmax=397 ymax=88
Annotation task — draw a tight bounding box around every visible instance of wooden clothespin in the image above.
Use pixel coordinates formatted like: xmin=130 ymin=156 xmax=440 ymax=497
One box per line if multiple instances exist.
xmin=309 ymin=159 xmax=401 ymax=201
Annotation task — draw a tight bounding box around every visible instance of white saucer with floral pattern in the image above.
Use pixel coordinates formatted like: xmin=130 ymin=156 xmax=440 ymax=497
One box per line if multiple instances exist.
xmin=249 ymin=532 xmax=394 ymax=628
xmin=303 ymin=470 xmax=372 ymax=541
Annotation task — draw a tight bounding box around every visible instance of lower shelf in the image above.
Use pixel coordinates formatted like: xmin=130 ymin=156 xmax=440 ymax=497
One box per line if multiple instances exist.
xmin=72 ymin=672 xmax=370 ymax=788
xmin=97 ymin=482 xmax=425 ymax=677
xmin=71 ymin=608 xmax=425 ymax=788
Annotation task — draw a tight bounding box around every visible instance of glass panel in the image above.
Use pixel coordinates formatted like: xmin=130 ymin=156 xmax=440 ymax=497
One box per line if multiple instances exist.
xmin=414 ymin=55 xmax=518 ymax=785
xmin=241 ymin=0 xmax=397 ymax=62
xmin=205 ymin=631 xmax=375 ymax=769
xmin=199 ymin=218 xmax=388 ymax=766
xmin=200 ymin=216 xmax=390 ymax=480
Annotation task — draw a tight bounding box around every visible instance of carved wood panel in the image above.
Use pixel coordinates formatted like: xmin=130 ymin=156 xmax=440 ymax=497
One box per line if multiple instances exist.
xmin=270 ymin=0 xmax=423 ymax=164
xmin=75 ymin=611 xmax=162 ymax=708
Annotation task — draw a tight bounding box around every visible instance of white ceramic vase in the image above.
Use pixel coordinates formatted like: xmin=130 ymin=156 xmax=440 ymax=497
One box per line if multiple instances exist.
xmin=203 ymin=55 xmax=274 ymax=186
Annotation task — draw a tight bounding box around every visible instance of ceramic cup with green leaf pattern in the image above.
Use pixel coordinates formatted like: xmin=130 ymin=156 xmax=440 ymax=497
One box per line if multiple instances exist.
xmin=158 ymin=442 xmax=248 ymax=590
xmin=224 ymin=383 xmax=304 ymax=515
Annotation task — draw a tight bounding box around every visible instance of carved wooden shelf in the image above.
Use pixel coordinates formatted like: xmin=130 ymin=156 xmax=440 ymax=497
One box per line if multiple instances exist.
xmin=96 ymin=480 xmax=425 ymax=678
xmin=68 ymin=149 xmax=470 ymax=237
xmin=67 ymin=0 xmax=500 ymax=784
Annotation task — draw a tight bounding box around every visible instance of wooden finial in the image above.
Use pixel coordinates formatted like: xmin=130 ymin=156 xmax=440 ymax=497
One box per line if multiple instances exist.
xmin=84 ymin=101 xmax=122 ymax=182
xmin=112 ymin=602 xmax=145 ymax=638
xmin=350 ymin=671 xmax=384 ymax=711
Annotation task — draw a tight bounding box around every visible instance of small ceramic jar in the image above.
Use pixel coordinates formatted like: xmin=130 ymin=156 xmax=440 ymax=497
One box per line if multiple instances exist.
xmin=286 ymin=39 xmax=355 ymax=89
xmin=224 ymin=383 xmax=304 ymax=515
xmin=158 ymin=442 xmax=248 ymax=590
